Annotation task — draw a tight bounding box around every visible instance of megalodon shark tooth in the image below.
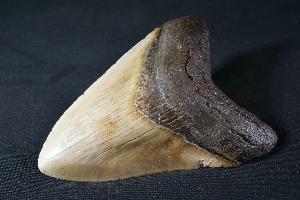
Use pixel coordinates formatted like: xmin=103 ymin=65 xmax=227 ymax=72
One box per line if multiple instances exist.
xmin=38 ymin=16 xmax=277 ymax=182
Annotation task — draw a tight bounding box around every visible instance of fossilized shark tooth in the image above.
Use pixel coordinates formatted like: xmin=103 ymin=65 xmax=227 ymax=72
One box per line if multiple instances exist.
xmin=38 ymin=16 xmax=277 ymax=182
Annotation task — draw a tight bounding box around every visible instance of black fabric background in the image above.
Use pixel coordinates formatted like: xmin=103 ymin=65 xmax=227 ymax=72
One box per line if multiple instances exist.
xmin=0 ymin=0 xmax=299 ymax=199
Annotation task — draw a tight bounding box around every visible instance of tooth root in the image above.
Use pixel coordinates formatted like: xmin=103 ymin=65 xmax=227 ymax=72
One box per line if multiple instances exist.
xmin=38 ymin=16 xmax=277 ymax=182
xmin=136 ymin=16 xmax=277 ymax=163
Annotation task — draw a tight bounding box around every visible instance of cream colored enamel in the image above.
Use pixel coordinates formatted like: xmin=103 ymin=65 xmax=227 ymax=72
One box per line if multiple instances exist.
xmin=38 ymin=29 xmax=233 ymax=182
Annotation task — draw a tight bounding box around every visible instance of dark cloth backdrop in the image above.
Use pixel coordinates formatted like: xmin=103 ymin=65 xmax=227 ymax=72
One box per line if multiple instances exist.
xmin=0 ymin=0 xmax=299 ymax=199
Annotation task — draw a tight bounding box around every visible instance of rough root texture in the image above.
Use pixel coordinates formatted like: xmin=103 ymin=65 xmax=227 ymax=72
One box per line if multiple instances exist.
xmin=136 ymin=16 xmax=277 ymax=163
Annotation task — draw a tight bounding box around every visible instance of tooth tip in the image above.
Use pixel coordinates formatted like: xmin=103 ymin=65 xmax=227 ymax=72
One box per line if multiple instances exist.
xmin=38 ymin=152 xmax=76 ymax=181
xmin=37 ymin=137 xmax=67 ymax=180
xmin=38 ymin=151 xmax=57 ymax=178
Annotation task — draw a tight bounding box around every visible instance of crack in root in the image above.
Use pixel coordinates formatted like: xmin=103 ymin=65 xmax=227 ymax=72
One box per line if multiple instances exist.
xmin=184 ymin=49 xmax=193 ymax=81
